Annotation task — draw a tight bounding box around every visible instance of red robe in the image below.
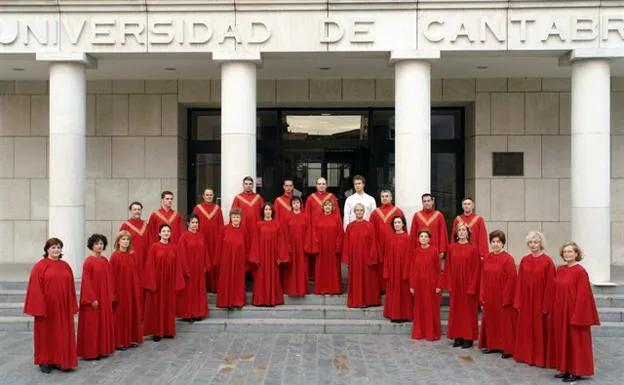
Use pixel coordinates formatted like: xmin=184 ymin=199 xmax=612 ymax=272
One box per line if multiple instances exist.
xmin=147 ymin=208 xmax=185 ymax=245
xmin=249 ymin=220 xmax=289 ymax=306
xmin=24 ymin=258 xmax=78 ymax=370
xmin=445 ymin=242 xmax=480 ymax=340
xmin=282 ymin=211 xmax=309 ymax=296
xmin=274 ymin=193 xmax=294 ymax=227
xmin=304 ymin=191 xmax=341 ymax=252
xmin=216 ymin=224 xmax=249 ymax=308
xmin=383 ymin=232 xmax=413 ymax=320
xmin=451 ymin=213 xmax=488 ymax=258
xmin=310 ymin=213 xmax=344 ymax=294
xmin=110 ymin=250 xmax=143 ymax=349
xmin=231 ymin=192 xmax=264 ymax=247
xmin=409 ymin=245 xmax=442 ymax=341
xmin=342 ymin=220 xmax=380 ymax=307
xmin=513 ymin=253 xmax=555 ymax=367
xmin=411 ymin=209 xmax=448 ymax=254
xmin=545 ymin=264 xmax=600 ymax=377
xmin=193 ymin=202 xmax=224 ymax=293
xmin=143 ymin=242 xmax=185 ymax=338
xmin=177 ymin=231 xmax=210 ymax=318
xmin=77 ymin=255 xmax=115 ymax=359
xmin=370 ymin=204 xmax=404 ymax=290
xmin=479 ymin=251 xmax=517 ymax=354
xmin=119 ymin=218 xmax=149 ymax=276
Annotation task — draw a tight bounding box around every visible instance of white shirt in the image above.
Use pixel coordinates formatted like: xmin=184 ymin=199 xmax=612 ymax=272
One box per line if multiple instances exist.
xmin=343 ymin=191 xmax=377 ymax=229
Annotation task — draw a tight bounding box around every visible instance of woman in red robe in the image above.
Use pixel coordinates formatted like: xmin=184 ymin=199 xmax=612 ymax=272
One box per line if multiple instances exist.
xmin=177 ymin=214 xmax=211 ymax=321
xmin=282 ymin=196 xmax=309 ymax=297
xmin=143 ymin=224 xmax=186 ymax=341
xmin=479 ymin=230 xmax=517 ymax=358
xmin=249 ymin=203 xmax=289 ymax=306
xmin=446 ymin=223 xmax=480 ymax=349
xmin=409 ymin=229 xmax=441 ymax=340
xmin=383 ymin=216 xmax=413 ymax=322
xmin=310 ymin=200 xmax=344 ymax=295
xmin=546 ymin=242 xmax=600 ymax=382
xmin=342 ymin=203 xmax=380 ymax=308
xmin=77 ymin=234 xmax=115 ymax=360
xmin=216 ymin=208 xmax=249 ymax=308
xmin=513 ymin=231 xmax=555 ymax=367
xmin=110 ymin=231 xmax=143 ymax=350
xmin=24 ymin=238 xmax=78 ymax=373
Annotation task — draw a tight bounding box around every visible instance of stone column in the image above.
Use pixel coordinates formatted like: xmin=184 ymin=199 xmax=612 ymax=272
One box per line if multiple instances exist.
xmin=213 ymin=52 xmax=261 ymax=219
xmin=390 ymin=50 xmax=440 ymax=227
xmin=570 ymin=57 xmax=611 ymax=284
xmin=36 ymin=53 xmax=95 ymax=276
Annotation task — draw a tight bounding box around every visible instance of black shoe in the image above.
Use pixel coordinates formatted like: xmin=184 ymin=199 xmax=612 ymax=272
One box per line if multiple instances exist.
xmin=39 ymin=364 xmax=52 ymax=374
xmin=481 ymin=349 xmax=498 ymax=354
xmin=563 ymin=376 xmax=582 ymax=383
xmin=163 ymin=335 xmax=174 ymax=339
xmin=452 ymin=338 xmax=464 ymax=347
xmin=116 ymin=347 xmax=127 ymax=351
xmin=555 ymin=373 xmax=570 ymax=379
xmin=462 ymin=340 xmax=474 ymax=349
xmin=153 ymin=336 xmax=162 ymax=342
xmin=83 ymin=356 xmax=101 ymax=361
xmin=193 ymin=317 xmax=203 ymax=322
xmin=501 ymin=353 xmax=513 ymax=359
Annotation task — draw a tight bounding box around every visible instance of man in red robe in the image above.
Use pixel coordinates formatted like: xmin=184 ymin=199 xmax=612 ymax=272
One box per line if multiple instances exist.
xmin=451 ymin=197 xmax=488 ymax=258
xmin=274 ymin=178 xmax=296 ymax=226
xmin=411 ymin=193 xmax=448 ymax=257
xmin=230 ymin=176 xmax=264 ymax=244
xmin=120 ymin=201 xmax=149 ymax=274
xmin=369 ymin=189 xmax=404 ymax=290
xmin=193 ymin=188 xmax=224 ymax=292
xmin=147 ymin=191 xmax=185 ymax=245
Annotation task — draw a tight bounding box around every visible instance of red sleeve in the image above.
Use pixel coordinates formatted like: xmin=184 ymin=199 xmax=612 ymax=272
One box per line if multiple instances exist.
xmin=410 ymin=214 xmax=419 ymax=249
xmin=341 ymin=225 xmax=351 ymax=265
xmin=477 ymin=218 xmax=489 ymax=257
xmin=143 ymin=244 xmax=157 ymax=291
xmin=248 ymin=224 xmax=261 ymax=265
xmin=110 ymin=253 xmax=119 ymax=303
xmin=450 ymin=217 xmax=458 ymax=244
xmin=214 ymin=229 xmax=225 ymax=268
xmin=175 ymin=215 xmax=185 ymax=243
xmin=367 ymin=223 xmax=378 ymax=266
xmin=513 ymin=259 xmax=524 ymax=310
xmin=502 ymin=256 xmax=518 ymax=306
xmin=177 ymin=235 xmax=191 ymax=275
xmin=434 ymin=247 xmax=442 ymax=289
xmin=570 ymin=268 xmax=600 ymax=327
xmin=174 ymin=245 xmax=186 ymax=292
xmin=308 ymin=221 xmax=320 ymax=255
xmin=543 ymin=268 xmax=556 ymax=315
xmin=408 ymin=248 xmax=418 ymax=289
xmin=67 ymin=262 xmax=78 ymax=314
xmin=444 ymin=245 xmax=453 ymax=292
xmin=335 ymin=217 xmax=344 ymax=254
xmin=79 ymin=257 xmax=96 ymax=305
xmin=204 ymin=238 xmax=212 ymax=272
xmin=466 ymin=246 xmax=481 ymax=295
xmin=401 ymin=246 xmax=411 ymax=281
xmin=382 ymin=241 xmax=391 ymax=279
xmin=437 ymin=215 xmax=449 ymax=253
xmin=332 ymin=195 xmax=342 ymax=221
xmin=23 ymin=260 xmax=47 ymax=317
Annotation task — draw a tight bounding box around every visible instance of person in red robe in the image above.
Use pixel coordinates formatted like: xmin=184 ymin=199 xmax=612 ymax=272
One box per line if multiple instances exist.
xmin=545 ymin=242 xmax=600 ymax=382
xmin=479 ymin=230 xmax=517 ymax=358
xmin=143 ymin=224 xmax=186 ymax=341
xmin=383 ymin=216 xmax=413 ymax=322
xmin=369 ymin=189 xmax=404 ymax=292
xmin=342 ymin=203 xmax=380 ymax=308
xmin=193 ymin=187 xmax=224 ymax=293
xmin=147 ymin=191 xmax=185 ymax=245
xmin=77 ymin=234 xmax=115 ymax=360
xmin=231 ymin=176 xmax=264 ymax=247
xmin=411 ymin=193 xmax=448 ymax=257
xmin=513 ymin=231 xmax=555 ymax=367
xmin=24 ymin=238 xmax=78 ymax=373
xmin=282 ymin=196 xmax=309 ymax=297
xmin=446 ymin=223 xmax=480 ymax=349
xmin=177 ymin=215 xmax=211 ymax=321
xmin=309 ymin=199 xmax=344 ymax=295
xmin=249 ymin=203 xmax=289 ymax=306
xmin=451 ymin=197 xmax=488 ymax=258
xmin=409 ymin=229 xmax=442 ymax=341
xmin=274 ymin=178 xmax=296 ymax=226
xmin=216 ymin=209 xmax=250 ymax=308
xmin=110 ymin=231 xmax=143 ymax=350
xmin=119 ymin=201 xmax=149 ymax=283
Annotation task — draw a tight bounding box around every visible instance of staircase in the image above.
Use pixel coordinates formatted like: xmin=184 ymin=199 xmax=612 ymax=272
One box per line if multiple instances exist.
xmin=1 ymin=281 xmax=623 ymax=336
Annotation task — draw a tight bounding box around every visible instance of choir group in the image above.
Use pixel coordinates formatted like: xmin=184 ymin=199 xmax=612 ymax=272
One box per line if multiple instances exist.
xmin=23 ymin=175 xmax=600 ymax=383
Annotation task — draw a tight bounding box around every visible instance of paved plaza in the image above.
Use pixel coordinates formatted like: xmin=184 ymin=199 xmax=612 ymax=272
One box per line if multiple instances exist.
xmin=0 ymin=332 xmax=622 ymax=385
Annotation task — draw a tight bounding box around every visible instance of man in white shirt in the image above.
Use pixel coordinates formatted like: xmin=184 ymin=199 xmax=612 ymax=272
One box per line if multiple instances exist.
xmin=343 ymin=174 xmax=377 ymax=229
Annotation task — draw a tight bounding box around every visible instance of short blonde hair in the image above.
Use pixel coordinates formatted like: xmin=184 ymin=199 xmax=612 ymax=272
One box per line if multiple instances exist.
xmin=322 ymin=200 xmax=334 ymax=208
xmin=525 ymin=231 xmax=546 ymax=250
xmin=114 ymin=230 xmax=132 ymax=251
xmin=354 ymin=203 xmax=365 ymax=211
xmin=559 ymin=241 xmax=583 ymax=262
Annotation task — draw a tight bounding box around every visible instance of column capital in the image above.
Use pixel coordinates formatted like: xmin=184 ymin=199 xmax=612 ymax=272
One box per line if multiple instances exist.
xmin=212 ymin=51 xmax=262 ymax=64
xmin=36 ymin=52 xmax=98 ymax=69
xmin=389 ymin=50 xmax=440 ymax=64
xmin=559 ymin=48 xmax=624 ymax=66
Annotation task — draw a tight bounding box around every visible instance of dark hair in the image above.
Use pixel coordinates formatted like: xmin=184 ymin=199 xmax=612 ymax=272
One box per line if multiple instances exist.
xmin=417 ymin=228 xmax=432 ymax=239
xmin=353 ymin=174 xmax=366 ymax=184
xmin=261 ymin=202 xmax=275 ymax=219
xmin=243 ymin=176 xmax=254 ymax=183
xmin=128 ymin=201 xmax=143 ymax=210
xmin=158 ymin=224 xmax=172 ymax=240
xmin=421 ymin=193 xmax=433 ymax=201
xmin=203 ymin=187 xmax=214 ymax=194
xmin=87 ymin=233 xmax=108 ymax=251
xmin=230 ymin=208 xmax=242 ymax=217
xmin=461 ymin=197 xmax=474 ymax=204
xmin=43 ymin=237 xmax=64 ymax=259
xmin=489 ymin=230 xmax=506 ymax=245
xmin=380 ymin=189 xmax=392 ymax=196
xmin=161 ymin=190 xmax=174 ymax=199
xmin=283 ymin=178 xmax=294 ymax=185
xmin=290 ymin=196 xmax=303 ymax=208
xmin=454 ymin=223 xmax=472 ymax=242
xmin=390 ymin=215 xmax=407 ymax=233
xmin=188 ymin=213 xmax=199 ymax=223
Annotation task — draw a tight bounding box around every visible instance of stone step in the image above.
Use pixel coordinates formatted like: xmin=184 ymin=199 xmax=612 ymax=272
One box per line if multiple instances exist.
xmin=594 ymin=294 xmax=624 ymax=308
xmin=592 ymin=285 xmax=624 ymax=295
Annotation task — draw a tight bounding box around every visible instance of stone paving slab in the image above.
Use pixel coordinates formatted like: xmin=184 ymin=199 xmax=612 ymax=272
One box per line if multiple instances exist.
xmin=0 ymin=332 xmax=622 ymax=385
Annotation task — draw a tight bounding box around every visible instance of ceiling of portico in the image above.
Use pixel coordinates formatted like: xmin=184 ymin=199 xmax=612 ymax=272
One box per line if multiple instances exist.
xmin=2 ymin=51 xmax=624 ymax=80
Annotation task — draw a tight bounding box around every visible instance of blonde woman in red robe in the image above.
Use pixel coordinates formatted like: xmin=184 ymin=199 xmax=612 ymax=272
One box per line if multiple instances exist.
xmin=249 ymin=203 xmax=289 ymax=306
xmin=383 ymin=215 xmax=413 ymax=322
xmin=177 ymin=214 xmax=211 ymax=321
xmin=513 ymin=231 xmax=555 ymax=367
xmin=216 ymin=208 xmax=250 ymax=308
xmin=309 ymin=199 xmax=344 ymax=295
xmin=110 ymin=231 xmax=143 ymax=350
xmin=446 ymin=223 xmax=480 ymax=349
xmin=409 ymin=229 xmax=442 ymax=341
xmin=282 ymin=196 xmax=309 ymax=297
xmin=143 ymin=224 xmax=186 ymax=341
xmin=77 ymin=234 xmax=115 ymax=360
xmin=342 ymin=203 xmax=380 ymax=308
xmin=545 ymin=242 xmax=600 ymax=383
xmin=479 ymin=230 xmax=517 ymax=359
xmin=24 ymin=238 xmax=78 ymax=373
